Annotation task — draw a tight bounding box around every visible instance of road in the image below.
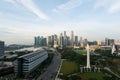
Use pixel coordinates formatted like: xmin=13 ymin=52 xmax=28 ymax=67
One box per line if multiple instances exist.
xmin=55 ymin=59 xmax=64 ymax=80
xmin=37 ymin=50 xmax=61 ymax=80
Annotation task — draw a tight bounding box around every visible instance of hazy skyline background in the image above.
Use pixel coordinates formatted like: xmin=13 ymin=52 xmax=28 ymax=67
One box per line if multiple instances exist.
xmin=0 ymin=0 xmax=120 ymax=45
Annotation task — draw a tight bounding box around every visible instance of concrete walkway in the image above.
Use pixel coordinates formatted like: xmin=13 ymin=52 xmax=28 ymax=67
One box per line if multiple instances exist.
xmin=104 ymin=67 xmax=120 ymax=78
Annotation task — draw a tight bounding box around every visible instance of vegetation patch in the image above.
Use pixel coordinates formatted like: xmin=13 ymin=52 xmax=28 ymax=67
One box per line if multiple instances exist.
xmin=74 ymin=50 xmax=86 ymax=55
xmin=60 ymin=60 xmax=79 ymax=75
xmin=80 ymin=72 xmax=105 ymax=80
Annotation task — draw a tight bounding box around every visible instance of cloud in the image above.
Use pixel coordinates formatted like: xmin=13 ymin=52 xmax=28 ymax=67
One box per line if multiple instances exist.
xmin=18 ymin=0 xmax=49 ymax=20
xmin=54 ymin=0 xmax=120 ymax=14
xmin=94 ymin=0 xmax=109 ymax=9
xmin=3 ymin=0 xmax=49 ymax=20
xmin=53 ymin=0 xmax=82 ymax=12
xmin=3 ymin=0 xmax=16 ymax=4
xmin=108 ymin=1 xmax=120 ymax=13
xmin=0 ymin=26 xmax=16 ymax=37
xmin=94 ymin=0 xmax=120 ymax=14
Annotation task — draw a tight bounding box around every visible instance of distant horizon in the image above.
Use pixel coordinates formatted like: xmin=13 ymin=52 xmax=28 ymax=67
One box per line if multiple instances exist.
xmin=2 ymin=30 xmax=120 ymax=45
xmin=0 ymin=0 xmax=120 ymax=45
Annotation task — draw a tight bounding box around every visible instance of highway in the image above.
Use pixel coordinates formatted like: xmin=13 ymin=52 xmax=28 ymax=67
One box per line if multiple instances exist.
xmin=37 ymin=50 xmax=61 ymax=80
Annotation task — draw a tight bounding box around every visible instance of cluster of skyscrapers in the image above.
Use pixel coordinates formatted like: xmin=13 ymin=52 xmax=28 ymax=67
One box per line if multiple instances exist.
xmin=34 ymin=36 xmax=47 ymax=47
xmin=34 ymin=31 xmax=120 ymax=49
xmin=34 ymin=31 xmax=89 ymax=48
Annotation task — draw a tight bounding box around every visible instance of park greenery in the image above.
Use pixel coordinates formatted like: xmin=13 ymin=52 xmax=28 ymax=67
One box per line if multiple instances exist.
xmin=74 ymin=49 xmax=87 ymax=55
xmin=95 ymin=49 xmax=112 ymax=56
xmin=58 ymin=48 xmax=87 ymax=65
xmin=80 ymin=72 xmax=105 ymax=80
xmin=58 ymin=48 xmax=120 ymax=80
xmin=60 ymin=60 xmax=79 ymax=75
xmin=95 ymin=49 xmax=120 ymax=76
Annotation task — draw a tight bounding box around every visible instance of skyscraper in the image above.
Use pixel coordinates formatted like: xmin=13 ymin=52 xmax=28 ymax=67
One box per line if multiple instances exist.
xmin=34 ymin=36 xmax=46 ymax=47
xmin=47 ymin=36 xmax=52 ymax=46
xmin=0 ymin=41 xmax=4 ymax=57
xmin=71 ymin=31 xmax=74 ymax=47
xmin=83 ymin=38 xmax=88 ymax=46
xmin=59 ymin=33 xmax=63 ymax=49
xmin=80 ymin=37 xmax=83 ymax=47
xmin=105 ymin=38 xmax=115 ymax=46
xmin=43 ymin=38 xmax=47 ymax=46
xmin=64 ymin=31 xmax=67 ymax=47
xmin=105 ymin=38 xmax=109 ymax=46
xmin=109 ymin=39 xmax=114 ymax=46
xmin=54 ymin=34 xmax=58 ymax=48
xmin=75 ymin=36 xmax=78 ymax=46
xmin=51 ymin=35 xmax=54 ymax=47
xmin=67 ymin=36 xmax=71 ymax=46
xmin=34 ymin=36 xmax=39 ymax=46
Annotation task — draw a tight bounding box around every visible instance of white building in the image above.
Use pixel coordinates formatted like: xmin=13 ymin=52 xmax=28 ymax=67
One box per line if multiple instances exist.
xmin=14 ymin=48 xmax=48 ymax=77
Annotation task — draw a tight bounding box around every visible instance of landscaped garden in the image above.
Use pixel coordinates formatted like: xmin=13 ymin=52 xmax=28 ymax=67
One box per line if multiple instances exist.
xmin=58 ymin=48 xmax=120 ymax=80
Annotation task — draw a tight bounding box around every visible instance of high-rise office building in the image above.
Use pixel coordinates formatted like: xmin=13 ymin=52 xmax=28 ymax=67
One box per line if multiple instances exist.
xmin=34 ymin=36 xmax=39 ymax=46
xmin=71 ymin=31 xmax=74 ymax=47
xmin=43 ymin=38 xmax=47 ymax=46
xmin=80 ymin=37 xmax=83 ymax=47
xmin=88 ymin=41 xmax=97 ymax=46
xmin=109 ymin=39 xmax=114 ymax=45
xmin=105 ymin=38 xmax=114 ymax=46
xmin=0 ymin=41 xmax=4 ymax=57
xmin=83 ymin=38 xmax=88 ymax=46
xmin=105 ymin=38 xmax=109 ymax=46
xmin=34 ymin=36 xmax=46 ymax=47
xmin=54 ymin=34 xmax=58 ymax=48
xmin=47 ymin=36 xmax=52 ymax=46
xmin=59 ymin=33 xmax=63 ymax=48
xmin=67 ymin=36 xmax=71 ymax=46
xmin=75 ymin=36 xmax=78 ymax=46
xmin=51 ymin=35 xmax=54 ymax=47
xmin=64 ymin=31 xmax=67 ymax=47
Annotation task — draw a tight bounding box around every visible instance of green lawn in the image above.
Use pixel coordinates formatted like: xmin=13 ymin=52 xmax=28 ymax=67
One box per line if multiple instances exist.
xmin=80 ymin=72 xmax=105 ymax=80
xmin=60 ymin=60 xmax=79 ymax=75
xmin=74 ymin=50 xmax=86 ymax=55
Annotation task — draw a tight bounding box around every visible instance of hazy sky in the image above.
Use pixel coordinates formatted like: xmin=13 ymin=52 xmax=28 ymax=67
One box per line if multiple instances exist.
xmin=0 ymin=0 xmax=120 ymax=45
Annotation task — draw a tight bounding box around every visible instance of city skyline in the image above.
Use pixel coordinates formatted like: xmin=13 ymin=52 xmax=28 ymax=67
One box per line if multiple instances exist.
xmin=0 ymin=0 xmax=120 ymax=44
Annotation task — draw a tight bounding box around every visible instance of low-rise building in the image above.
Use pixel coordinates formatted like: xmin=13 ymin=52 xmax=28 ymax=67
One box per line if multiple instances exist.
xmin=100 ymin=46 xmax=111 ymax=50
xmin=14 ymin=48 xmax=48 ymax=77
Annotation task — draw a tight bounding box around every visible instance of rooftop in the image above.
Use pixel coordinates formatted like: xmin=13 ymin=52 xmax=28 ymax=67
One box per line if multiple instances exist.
xmin=18 ymin=47 xmax=45 ymax=58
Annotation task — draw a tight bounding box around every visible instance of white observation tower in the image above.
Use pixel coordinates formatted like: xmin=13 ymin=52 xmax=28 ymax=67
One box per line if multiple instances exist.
xmin=86 ymin=44 xmax=90 ymax=68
